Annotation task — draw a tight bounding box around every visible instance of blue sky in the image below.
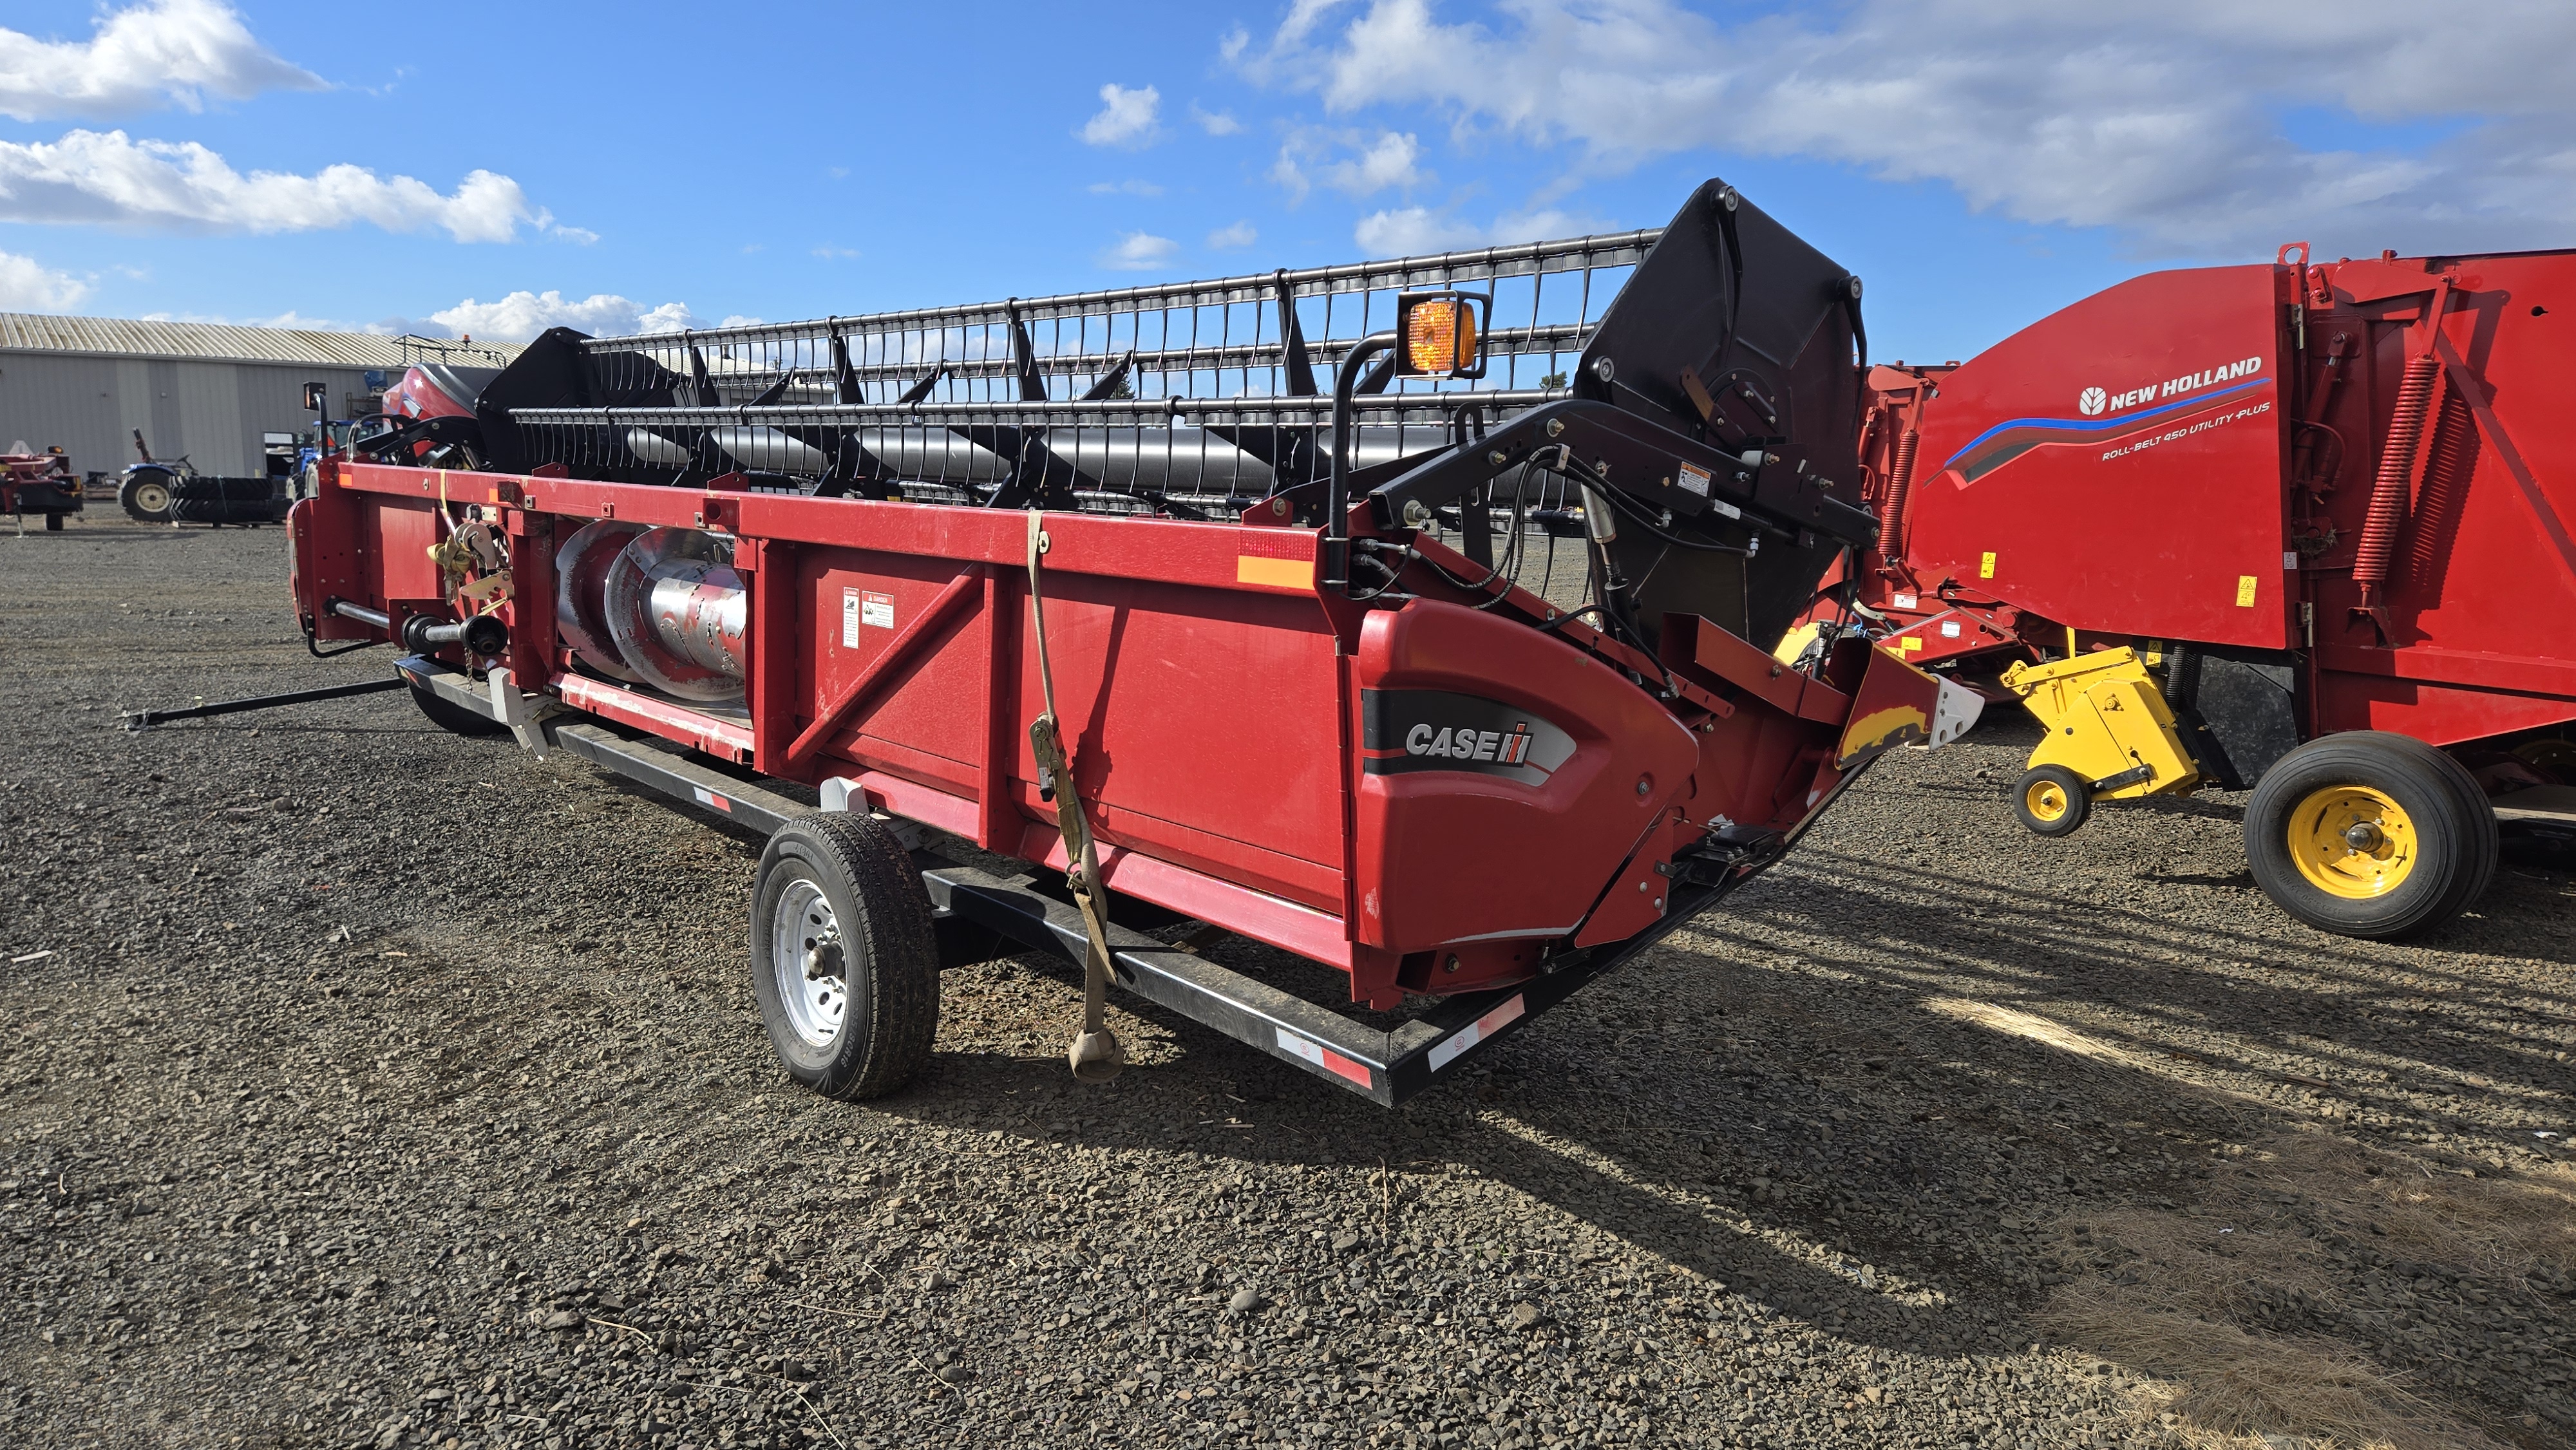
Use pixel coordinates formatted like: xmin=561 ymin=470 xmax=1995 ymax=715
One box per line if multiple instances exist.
xmin=3 ymin=1 xmax=2568 ymax=362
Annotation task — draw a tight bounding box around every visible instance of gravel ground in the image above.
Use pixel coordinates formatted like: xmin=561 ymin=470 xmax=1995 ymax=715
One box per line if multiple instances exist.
xmin=3 ymin=516 xmax=2571 ymax=1450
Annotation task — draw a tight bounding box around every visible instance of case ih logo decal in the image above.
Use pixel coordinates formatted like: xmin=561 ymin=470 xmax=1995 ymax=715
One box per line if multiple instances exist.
xmin=1406 ymin=720 xmax=1536 ymax=765
xmin=1360 ymin=690 xmax=1577 ymax=785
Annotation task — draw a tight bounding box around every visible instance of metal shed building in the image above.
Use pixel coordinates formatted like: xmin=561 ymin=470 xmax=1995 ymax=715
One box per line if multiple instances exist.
xmin=0 ymin=315 xmax=515 ymax=478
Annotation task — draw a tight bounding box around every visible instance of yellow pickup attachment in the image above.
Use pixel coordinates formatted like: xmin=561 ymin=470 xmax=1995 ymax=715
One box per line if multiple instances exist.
xmin=2000 ymin=646 xmax=2201 ymax=836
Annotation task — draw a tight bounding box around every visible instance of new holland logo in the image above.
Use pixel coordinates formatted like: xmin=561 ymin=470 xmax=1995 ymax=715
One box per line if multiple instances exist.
xmin=2079 ymin=357 xmax=2264 ymax=417
xmin=1405 ymin=721 xmax=1536 ymax=766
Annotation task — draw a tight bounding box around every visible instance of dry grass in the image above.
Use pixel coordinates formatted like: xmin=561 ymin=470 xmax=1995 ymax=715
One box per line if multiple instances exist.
xmin=2035 ymin=1129 xmax=2576 ymax=1449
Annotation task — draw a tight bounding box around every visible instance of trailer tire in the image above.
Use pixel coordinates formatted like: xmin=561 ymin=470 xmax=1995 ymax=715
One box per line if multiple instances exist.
xmin=119 ymin=469 xmax=175 ymax=522
xmin=407 ymin=681 xmax=509 ymax=737
xmin=2244 ymin=731 xmax=2496 ymax=939
xmin=748 ymin=811 xmax=940 ymax=1100
xmin=2014 ymin=764 xmax=2090 ymax=836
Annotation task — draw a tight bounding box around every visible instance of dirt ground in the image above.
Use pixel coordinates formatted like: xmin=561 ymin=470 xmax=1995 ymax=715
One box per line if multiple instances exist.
xmin=3 ymin=515 xmax=2570 ymax=1450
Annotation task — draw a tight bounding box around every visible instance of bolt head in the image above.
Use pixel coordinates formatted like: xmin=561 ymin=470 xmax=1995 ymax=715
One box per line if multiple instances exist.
xmin=1546 ymin=418 xmax=1566 ymax=438
xmin=2343 ymin=822 xmax=2386 ymax=852
xmin=1635 ymin=777 xmax=1651 ymax=796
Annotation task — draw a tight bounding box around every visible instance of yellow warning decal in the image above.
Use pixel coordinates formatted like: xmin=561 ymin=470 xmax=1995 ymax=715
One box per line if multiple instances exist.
xmin=1979 ymin=551 xmax=1997 ymax=579
xmin=2235 ymin=575 xmax=2259 ymax=607
xmin=1236 ymin=554 xmax=1314 ymax=590
xmin=1899 ymin=636 xmax=1922 ymax=653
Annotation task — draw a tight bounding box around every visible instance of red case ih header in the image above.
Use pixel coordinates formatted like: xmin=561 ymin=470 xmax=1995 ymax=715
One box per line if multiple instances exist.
xmin=286 ymin=181 xmax=1973 ymax=1104
xmin=1807 ymin=243 xmax=2576 ymax=937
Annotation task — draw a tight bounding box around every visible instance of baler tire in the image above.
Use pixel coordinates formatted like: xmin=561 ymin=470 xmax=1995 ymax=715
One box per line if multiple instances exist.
xmin=407 ymin=681 xmax=509 ymax=738
xmin=748 ymin=811 xmax=940 ymax=1101
xmin=2014 ymin=764 xmax=2090 ymax=837
xmin=44 ymin=511 xmax=64 ymax=531
xmin=2243 ymin=732 xmax=2494 ymax=940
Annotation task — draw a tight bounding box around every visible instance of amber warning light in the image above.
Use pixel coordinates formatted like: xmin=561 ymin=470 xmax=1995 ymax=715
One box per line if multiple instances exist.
xmin=1396 ymin=292 xmax=1488 ymax=378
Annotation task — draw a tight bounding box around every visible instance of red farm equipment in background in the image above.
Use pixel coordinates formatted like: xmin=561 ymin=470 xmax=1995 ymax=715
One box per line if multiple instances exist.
xmin=1795 ymin=243 xmax=2576 ymax=938
xmin=276 ymin=180 xmax=1978 ymax=1105
xmin=3 ymin=444 xmax=84 ymax=531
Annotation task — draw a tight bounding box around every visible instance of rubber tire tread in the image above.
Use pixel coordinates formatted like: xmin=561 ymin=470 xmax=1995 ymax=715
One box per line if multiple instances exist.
xmin=2013 ymin=763 xmax=2090 ymax=837
xmin=408 ymin=681 xmax=509 ymax=737
xmin=748 ymin=812 xmax=940 ymax=1101
xmin=2242 ymin=731 xmax=2492 ymax=940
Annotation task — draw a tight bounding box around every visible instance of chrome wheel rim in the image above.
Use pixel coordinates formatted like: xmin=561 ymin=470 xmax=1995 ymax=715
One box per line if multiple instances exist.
xmin=772 ymin=878 xmax=847 ymax=1049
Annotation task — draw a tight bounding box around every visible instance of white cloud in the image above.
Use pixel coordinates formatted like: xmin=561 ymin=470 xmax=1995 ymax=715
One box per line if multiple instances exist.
xmin=1329 ymin=131 xmax=1427 ymax=196
xmin=0 ymin=250 xmax=91 ymax=310
xmin=0 ymin=129 xmax=544 ymax=242
xmin=1206 ymin=220 xmax=1258 ymax=250
xmin=0 ymin=0 xmax=323 ymax=122
xmin=1080 ymin=82 xmax=1162 ymax=148
xmin=811 ymin=246 xmax=861 ymax=259
xmin=1088 ymin=179 xmax=1164 ymax=196
xmin=1352 ymin=205 xmax=1580 ymax=256
xmin=1188 ymin=103 xmax=1242 ymax=136
xmin=1269 ymin=127 xmax=1430 ymax=205
xmin=425 ymin=292 xmax=701 ymax=343
xmin=1100 ymin=232 xmax=1179 ymax=270
xmin=1240 ymin=0 xmax=2576 ymax=257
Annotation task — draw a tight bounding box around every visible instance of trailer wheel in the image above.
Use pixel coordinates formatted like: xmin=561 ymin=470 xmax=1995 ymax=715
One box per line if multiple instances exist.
xmin=748 ymin=812 xmax=940 ymax=1100
xmin=2244 ymin=732 xmax=2496 ymax=939
xmin=407 ymin=681 xmax=509 ymax=737
xmin=119 ymin=469 xmax=174 ymax=522
xmin=2014 ymin=764 xmax=2090 ymax=837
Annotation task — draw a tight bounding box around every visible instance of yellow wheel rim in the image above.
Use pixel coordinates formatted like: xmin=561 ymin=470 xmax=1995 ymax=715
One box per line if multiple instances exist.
xmin=2025 ymin=778 xmax=2070 ymax=823
xmin=2287 ymin=785 xmax=2416 ymax=899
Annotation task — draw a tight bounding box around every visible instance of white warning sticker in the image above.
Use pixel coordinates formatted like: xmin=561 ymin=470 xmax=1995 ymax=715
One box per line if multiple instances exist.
xmin=841 ymin=588 xmax=861 ymax=648
xmin=1891 ymin=592 xmax=1918 ymax=610
xmin=861 ymin=592 xmax=895 ymax=630
xmin=1677 ymin=462 xmax=1712 ymax=496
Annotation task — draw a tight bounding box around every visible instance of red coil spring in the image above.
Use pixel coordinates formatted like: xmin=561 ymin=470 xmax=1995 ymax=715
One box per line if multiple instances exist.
xmin=1877 ymin=427 xmax=1918 ymax=564
xmin=2351 ymin=354 xmax=2439 ymax=601
xmin=2403 ymin=391 xmax=2477 ymax=587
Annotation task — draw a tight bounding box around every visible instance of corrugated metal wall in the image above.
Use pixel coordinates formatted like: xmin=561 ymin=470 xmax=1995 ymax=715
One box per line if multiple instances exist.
xmin=0 ymin=353 xmax=378 ymax=476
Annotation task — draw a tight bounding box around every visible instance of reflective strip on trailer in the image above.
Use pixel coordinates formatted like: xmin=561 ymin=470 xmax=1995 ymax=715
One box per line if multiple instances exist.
xmin=1427 ymin=992 xmax=1527 ymax=1071
xmin=1274 ymin=1028 xmax=1373 ymax=1086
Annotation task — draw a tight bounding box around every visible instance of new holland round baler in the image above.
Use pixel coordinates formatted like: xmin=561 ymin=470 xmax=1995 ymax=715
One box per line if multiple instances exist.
xmin=1801 ymin=244 xmax=2576 ymax=938
xmin=283 ymin=181 xmax=1976 ymax=1103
